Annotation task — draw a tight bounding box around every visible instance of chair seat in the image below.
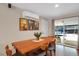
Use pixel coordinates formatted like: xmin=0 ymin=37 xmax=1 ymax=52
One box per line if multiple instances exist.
xmin=48 ymin=47 xmax=55 ymax=51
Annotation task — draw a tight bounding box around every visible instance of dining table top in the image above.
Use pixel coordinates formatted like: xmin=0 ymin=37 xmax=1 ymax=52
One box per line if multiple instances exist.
xmin=12 ymin=36 xmax=56 ymax=55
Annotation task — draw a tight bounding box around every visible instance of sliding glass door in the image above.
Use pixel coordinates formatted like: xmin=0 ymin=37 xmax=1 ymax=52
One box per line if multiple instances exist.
xmin=63 ymin=17 xmax=78 ymax=48
xmin=54 ymin=17 xmax=78 ymax=48
xmin=54 ymin=19 xmax=64 ymax=45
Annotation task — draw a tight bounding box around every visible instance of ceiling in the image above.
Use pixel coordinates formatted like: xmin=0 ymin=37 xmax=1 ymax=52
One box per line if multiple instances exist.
xmin=12 ymin=3 xmax=79 ymax=20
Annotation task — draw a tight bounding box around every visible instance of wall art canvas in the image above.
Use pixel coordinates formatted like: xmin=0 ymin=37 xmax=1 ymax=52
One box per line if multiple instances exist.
xmin=20 ymin=18 xmax=39 ymax=31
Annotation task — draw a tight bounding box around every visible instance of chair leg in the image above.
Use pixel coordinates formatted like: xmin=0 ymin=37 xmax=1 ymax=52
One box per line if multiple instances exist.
xmin=54 ymin=49 xmax=55 ymax=53
xmin=49 ymin=50 xmax=56 ymax=56
xmin=53 ymin=49 xmax=56 ymax=56
xmin=50 ymin=50 xmax=52 ymax=56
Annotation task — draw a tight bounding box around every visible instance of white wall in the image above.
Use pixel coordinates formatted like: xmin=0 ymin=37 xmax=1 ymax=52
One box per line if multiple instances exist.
xmin=23 ymin=11 xmax=39 ymax=19
xmin=0 ymin=4 xmax=49 ymax=55
xmin=40 ymin=17 xmax=48 ymax=37
xmin=48 ymin=20 xmax=55 ymax=36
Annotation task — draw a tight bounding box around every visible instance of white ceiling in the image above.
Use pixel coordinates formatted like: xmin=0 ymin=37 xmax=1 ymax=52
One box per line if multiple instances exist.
xmin=12 ymin=3 xmax=79 ymax=20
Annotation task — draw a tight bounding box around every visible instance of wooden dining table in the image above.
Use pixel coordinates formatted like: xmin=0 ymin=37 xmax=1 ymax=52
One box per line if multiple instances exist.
xmin=12 ymin=36 xmax=56 ymax=55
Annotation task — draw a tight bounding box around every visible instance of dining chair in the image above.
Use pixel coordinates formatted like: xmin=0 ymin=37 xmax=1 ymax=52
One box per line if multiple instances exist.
xmin=5 ymin=44 xmax=21 ymax=56
xmin=5 ymin=45 xmax=12 ymax=56
xmin=48 ymin=40 xmax=56 ymax=56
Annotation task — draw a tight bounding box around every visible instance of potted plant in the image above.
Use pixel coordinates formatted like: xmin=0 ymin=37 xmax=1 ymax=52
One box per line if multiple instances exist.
xmin=34 ymin=32 xmax=42 ymax=40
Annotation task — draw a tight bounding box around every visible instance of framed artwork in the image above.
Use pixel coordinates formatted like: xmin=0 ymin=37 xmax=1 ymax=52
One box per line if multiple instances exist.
xmin=28 ymin=20 xmax=39 ymax=30
xmin=19 ymin=18 xmax=39 ymax=31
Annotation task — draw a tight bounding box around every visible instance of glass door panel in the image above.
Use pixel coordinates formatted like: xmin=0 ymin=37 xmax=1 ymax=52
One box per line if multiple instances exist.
xmin=63 ymin=17 xmax=78 ymax=47
xmin=54 ymin=20 xmax=64 ymax=44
